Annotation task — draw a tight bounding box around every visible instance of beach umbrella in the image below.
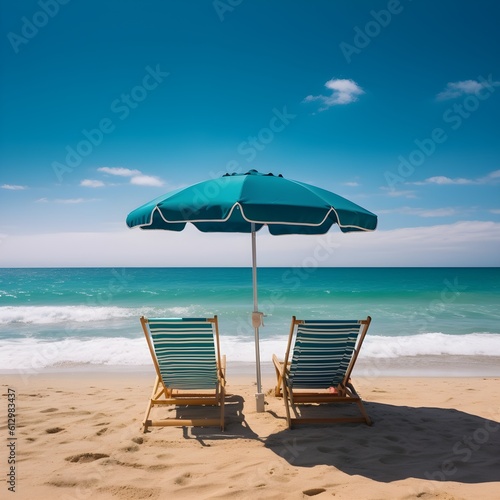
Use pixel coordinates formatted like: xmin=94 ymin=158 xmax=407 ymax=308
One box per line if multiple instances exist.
xmin=126 ymin=169 xmax=377 ymax=411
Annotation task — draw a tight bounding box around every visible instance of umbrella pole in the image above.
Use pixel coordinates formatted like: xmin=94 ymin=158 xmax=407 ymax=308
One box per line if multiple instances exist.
xmin=251 ymin=225 xmax=265 ymax=413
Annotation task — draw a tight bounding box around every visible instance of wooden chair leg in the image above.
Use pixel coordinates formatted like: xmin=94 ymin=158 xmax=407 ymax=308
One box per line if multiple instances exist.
xmin=272 ymin=354 xmax=283 ymax=397
xmin=356 ymin=399 xmax=372 ymax=425
xmin=282 ymin=382 xmax=292 ymax=429
xmin=142 ymin=401 xmax=152 ymax=433
xmin=143 ymin=376 xmax=161 ymax=432
xmin=347 ymin=382 xmax=372 ymax=425
xmin=220 ymin=385 xmax=225 ymax=431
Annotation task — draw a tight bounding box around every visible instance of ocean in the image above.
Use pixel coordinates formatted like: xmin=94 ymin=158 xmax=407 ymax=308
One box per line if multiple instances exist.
xmin=1 ymin=267 xmax=499 ymax=374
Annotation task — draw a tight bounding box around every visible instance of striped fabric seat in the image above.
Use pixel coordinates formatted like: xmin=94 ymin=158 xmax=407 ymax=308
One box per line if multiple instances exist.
xmin=289 ymin=320 xmax=361 ymax=389
xmin=148 ymin=318 xmax=219 ymax=390
xmin=273 ymin=316 xmax=372 ymax=428
xmin=140 ymin=316 xmax=226 ymax=432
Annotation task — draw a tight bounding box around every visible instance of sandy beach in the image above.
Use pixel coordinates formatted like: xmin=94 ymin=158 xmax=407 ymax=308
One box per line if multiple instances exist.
xmin=2 ymin=364 xmax=499 ymax=500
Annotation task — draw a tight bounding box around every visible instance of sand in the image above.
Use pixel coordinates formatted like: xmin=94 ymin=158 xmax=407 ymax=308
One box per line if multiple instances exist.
xmin=2 ymin=366 xmax=500 ymax=500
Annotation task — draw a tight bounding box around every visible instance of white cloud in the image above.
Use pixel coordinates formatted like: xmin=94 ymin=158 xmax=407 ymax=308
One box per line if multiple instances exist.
xmin=490 ymin=209 xmax=500 ymax=214
xmin=350 ymin=221 xmax=500 ymax=266
xmin=36 ymin=197 xmax=97 ymax=204
xmin=304 ymin=78 xmax=364 ymax=111
xmin=481 ymin=169 xmax=500 ymax=181
xmin=1 ymin=184 xmax=27 ymax=190
xmin=436 ymin=78 xmax=500 ymax=100
xmin=343 ymin=181 xmax=359 ymax=187
xmin=418 ymin=176 xmax=474 ymax=185
xmin=81 ymin=179 xmax=105 ymax=188
xmin=412 ymin=170 xmax=500 ymax=186
xmin=97 ymin=167 xmax=141 ymax=177
xmin=1 ymin=222 xmax=499 ymax=267
xmin=95 ymin=166 xmax=165 ymax=187
xmin=378 ymin=206 xmax=458 ymax=217
xmin=54 ymin=198 xmax=93 ymax=204
xmin=130 ymin=175 xmax=164 ymax=187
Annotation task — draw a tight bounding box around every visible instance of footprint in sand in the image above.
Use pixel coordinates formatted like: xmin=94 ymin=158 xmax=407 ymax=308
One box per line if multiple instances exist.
xmin=40 ymin=408 xmax=58 ymax=413
xmin=96 ymin=427 xmax=108 ymax=436
xmin=303 ymin=488 xmax=326 ymax=496
xmin=46 ymin=427 xmax=64 ymax=434
xmin=174 ymin=472 xmax=192 ymax=485
xmin=121 ymin=444 xmax=140 ymax=452
xmin=65 ymin=453 xmax=110 ymax=463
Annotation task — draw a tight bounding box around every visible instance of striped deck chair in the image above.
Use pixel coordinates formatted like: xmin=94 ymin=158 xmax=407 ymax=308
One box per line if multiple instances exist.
xmin=272 ymin=316 xmax=371 ymax=428
xmin=140 ymin=316 xmax=226 ymax=432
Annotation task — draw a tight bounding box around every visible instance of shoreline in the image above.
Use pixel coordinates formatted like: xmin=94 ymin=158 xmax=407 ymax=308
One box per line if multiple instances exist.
xmin=3 ymin=355 xmax=500 ymax=378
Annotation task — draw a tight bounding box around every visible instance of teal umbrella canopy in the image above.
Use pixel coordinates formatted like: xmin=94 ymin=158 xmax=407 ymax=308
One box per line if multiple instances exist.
xmin=126 ymin=169 xmax=377 ymax=234
xmin=126 ymin=170 xmax=377 ymax=411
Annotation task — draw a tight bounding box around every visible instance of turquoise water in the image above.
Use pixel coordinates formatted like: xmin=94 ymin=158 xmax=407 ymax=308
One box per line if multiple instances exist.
xmin=1 ymin=267 xmax=499 ymax=369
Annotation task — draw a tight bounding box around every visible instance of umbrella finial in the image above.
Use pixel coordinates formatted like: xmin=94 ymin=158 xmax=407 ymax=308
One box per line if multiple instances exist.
xmin=222 ymin=169 xmax=284 ymax=179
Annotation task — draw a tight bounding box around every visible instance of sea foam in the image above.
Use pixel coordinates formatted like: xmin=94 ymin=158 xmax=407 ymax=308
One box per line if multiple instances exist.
xmin=1 ymin=333 xmax=500 ymax=371
xmin=0 ymin=305 xmax=199 ymax=325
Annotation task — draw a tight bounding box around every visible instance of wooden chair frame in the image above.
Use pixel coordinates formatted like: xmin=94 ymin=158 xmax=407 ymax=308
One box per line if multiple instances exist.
xmin=273 ymin=316 xmax=372 ymax=429
xmin=141 ymin=316 xmax=226 ymax=432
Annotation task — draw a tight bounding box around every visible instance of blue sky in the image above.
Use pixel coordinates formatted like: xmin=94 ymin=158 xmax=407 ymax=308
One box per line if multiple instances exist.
xmin=1 ymin=0 xmax=499 ymax=266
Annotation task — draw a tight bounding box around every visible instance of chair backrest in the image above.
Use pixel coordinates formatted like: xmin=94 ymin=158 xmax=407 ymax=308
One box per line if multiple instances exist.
xmin=142 ymin=317 xmax=221 ymax=390
xmin=287 ymin=318 xmax=370 ymax=389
